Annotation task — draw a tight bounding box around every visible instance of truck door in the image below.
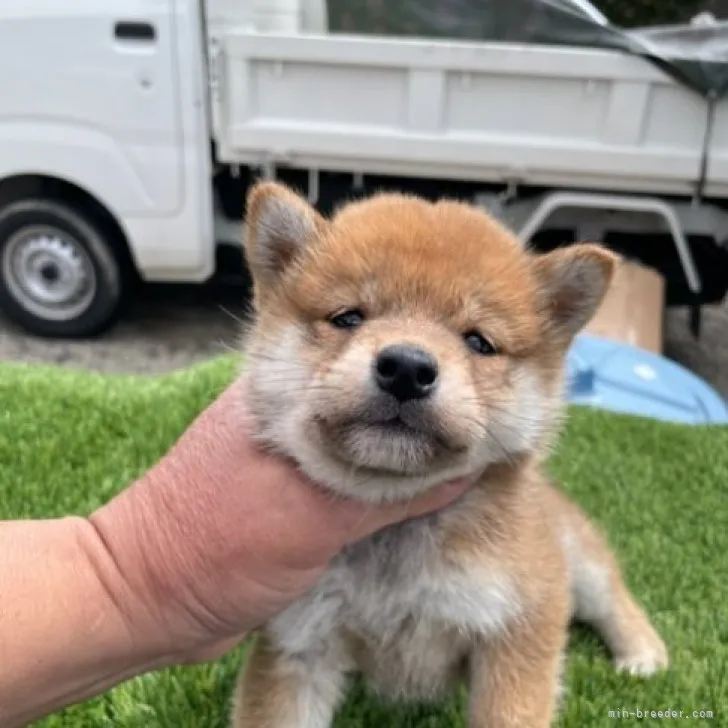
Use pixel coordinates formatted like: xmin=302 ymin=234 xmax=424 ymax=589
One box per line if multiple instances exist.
xmin=0 ymin=0 xmax=185 ymax=216
xmin=96 ymin=0 xmax=185 ymax=214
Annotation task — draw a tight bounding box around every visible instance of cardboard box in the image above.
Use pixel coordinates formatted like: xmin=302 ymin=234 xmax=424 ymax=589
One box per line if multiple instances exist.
xmin=585 ymin=260 xmax=665 ymax=354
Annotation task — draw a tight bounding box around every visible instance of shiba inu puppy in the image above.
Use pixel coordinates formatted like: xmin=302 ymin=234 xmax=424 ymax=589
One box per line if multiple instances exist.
xmin=231 ymin=182 xmax=668 ymax=727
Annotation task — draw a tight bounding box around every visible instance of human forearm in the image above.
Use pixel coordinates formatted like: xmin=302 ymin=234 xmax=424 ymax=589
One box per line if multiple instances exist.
xmin=0 ymin=516 xmax=170 ymax=727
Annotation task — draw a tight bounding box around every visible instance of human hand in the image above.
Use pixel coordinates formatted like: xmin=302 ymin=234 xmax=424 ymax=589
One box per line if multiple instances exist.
xmin=89 ymin=376 xmax=469 ymax=665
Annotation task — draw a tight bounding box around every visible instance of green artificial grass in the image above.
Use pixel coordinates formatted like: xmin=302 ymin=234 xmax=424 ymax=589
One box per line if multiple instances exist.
xmin=1 ymin=357 xmax=726 ymax=727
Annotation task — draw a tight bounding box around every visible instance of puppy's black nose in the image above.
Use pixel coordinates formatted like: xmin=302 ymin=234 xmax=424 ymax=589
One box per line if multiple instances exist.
xmin=374 ymin=345 xmax=439 ymax=401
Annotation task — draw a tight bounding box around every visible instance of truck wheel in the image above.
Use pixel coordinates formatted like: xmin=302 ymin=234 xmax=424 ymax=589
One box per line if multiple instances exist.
xmin=0 ymin=199 xmax=124 ymax=338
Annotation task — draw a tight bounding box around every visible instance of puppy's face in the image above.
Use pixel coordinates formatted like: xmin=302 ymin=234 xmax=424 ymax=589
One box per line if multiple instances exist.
xmin=242 ymin=183 xmax=616 ymax=503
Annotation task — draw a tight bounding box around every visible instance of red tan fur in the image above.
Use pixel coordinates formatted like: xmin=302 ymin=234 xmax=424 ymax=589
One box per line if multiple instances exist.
xmin=230 ymin=182 xmax=668 ymax=728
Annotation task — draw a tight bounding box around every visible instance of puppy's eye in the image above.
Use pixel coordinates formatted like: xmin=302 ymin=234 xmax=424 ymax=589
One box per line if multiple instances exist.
xmin=329 ymin=309 xmax=365 ymax=329
xmin=464 ymin=330 xmax=496 ymax=356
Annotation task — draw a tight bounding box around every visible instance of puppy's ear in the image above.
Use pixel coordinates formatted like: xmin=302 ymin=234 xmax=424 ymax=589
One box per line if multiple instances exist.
xmin=533 ymin=243 xmax=619 ymax=341
xmin=243 ymin=181 xmax=325 ymax=286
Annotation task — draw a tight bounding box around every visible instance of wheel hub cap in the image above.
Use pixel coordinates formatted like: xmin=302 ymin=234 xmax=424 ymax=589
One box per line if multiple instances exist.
xmin=2 ymin=226 xmax=97 ymax=322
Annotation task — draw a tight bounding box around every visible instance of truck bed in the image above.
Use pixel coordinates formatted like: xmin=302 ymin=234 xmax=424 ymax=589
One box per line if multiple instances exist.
xmin=212 ymin=31 xmax=728 ymax=199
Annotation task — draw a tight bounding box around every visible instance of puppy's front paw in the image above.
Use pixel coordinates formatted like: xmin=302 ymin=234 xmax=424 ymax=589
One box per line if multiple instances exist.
xmin=615 ymin=641 xmax=668 ymax=677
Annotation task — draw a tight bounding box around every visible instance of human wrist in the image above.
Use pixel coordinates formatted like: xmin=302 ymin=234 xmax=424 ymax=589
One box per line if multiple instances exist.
xmin=87 ymin=463 xmax=219 ymax=661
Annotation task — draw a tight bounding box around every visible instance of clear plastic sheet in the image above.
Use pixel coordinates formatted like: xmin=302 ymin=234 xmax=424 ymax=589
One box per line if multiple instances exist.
xmin=326 ymin=0 xmax=728 ymax=97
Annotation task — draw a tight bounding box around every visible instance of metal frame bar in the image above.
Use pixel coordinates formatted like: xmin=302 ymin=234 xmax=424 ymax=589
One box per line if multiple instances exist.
xmin=308 ymin=168 xmax=320 ymax=204
xmin=516 ymin=191 xmax=702 ymax=295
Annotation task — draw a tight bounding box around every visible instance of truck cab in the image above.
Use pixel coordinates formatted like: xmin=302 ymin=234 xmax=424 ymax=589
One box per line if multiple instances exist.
xmin=0 ymin=0 xmax=214 ymax=336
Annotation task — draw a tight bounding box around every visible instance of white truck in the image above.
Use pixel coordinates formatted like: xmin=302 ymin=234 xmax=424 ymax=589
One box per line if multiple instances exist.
xmin=0 ymin=0 xmax=727 ymax=337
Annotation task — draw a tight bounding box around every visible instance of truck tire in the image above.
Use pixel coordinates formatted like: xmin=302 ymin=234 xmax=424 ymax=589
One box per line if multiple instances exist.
xmin=0 ymin=199 xmax=124 ymax=338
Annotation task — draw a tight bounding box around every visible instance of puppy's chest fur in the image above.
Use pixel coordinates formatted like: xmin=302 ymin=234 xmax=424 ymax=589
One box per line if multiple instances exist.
xmin=268 ymin=515 xmax=521 ymax=700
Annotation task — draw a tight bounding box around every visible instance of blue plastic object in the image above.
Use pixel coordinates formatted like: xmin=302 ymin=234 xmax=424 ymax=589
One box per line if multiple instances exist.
xmin=565 ymin=334 xmax=728 ymax=425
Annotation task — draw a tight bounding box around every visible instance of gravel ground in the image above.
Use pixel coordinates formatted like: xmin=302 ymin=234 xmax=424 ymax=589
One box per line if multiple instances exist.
xmin=664 ymin=303 xmax=728 ymax=398
xmin=0 ymin=284 xmax=248 ymax=376
xmin=0 ymin=282 xmax=726 ymax=398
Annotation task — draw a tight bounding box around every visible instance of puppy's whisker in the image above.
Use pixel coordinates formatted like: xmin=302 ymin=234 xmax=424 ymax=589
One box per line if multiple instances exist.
xmin=218 ymin=305 xmax=250 ymax=325
xmin=217 ymin=338 xmax=242 ymax=355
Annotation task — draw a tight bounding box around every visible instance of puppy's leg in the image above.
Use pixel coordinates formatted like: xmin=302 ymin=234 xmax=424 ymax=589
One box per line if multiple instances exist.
xmin=468 ymin=607 xmax=568 ymax=728
xmin=230 ymin=632 xmax=346 ymax=728
xmin=555 ymin=489 xmax=668 ymax=676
